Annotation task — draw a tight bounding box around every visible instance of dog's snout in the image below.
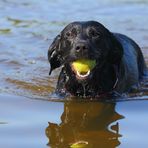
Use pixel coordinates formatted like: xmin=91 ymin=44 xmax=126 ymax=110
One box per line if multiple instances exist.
xmin=75 ymin=42 xmax=88 ymax=52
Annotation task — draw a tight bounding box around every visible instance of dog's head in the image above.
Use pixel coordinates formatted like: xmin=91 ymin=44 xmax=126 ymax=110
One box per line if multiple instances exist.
xmin=48 ymin=21 xmax=123 ymax=82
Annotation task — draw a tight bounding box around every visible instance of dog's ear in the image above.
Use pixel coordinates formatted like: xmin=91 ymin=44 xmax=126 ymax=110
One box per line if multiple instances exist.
xmin=48 ymin=34 xmax=63 ymax=75
xmin=108 ymin=34 xmax=123 ymax=64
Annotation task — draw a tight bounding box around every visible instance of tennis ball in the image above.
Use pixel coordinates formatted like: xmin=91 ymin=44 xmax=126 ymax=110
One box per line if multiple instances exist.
xmin=72 ymin=59 xmax=96 ymax=74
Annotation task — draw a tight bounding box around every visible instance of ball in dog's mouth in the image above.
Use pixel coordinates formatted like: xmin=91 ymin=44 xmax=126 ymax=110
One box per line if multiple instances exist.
xmin=71 ymin=59 xmax=96 ymax=80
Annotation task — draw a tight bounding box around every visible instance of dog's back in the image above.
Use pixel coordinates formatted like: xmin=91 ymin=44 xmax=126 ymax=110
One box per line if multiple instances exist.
xmin=114 ymin=33 xmax=148 ymax=92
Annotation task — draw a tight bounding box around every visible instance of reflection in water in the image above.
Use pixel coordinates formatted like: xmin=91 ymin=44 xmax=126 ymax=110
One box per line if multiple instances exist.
xmin=46 ymin=101 xmax=124 ymax=148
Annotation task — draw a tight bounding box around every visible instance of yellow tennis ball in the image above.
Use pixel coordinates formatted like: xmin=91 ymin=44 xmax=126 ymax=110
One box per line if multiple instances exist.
xmin=72 ymin=59 xmax=96 ymax=73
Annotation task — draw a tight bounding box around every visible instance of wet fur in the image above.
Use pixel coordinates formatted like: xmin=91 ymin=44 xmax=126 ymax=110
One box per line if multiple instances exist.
xmin=48 ymin=21 xmax=147 ymax=97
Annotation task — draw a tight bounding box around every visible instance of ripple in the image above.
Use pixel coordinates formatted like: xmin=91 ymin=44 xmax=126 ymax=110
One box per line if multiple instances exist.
xmin=0 ymin=29 xmax=11 ymax=34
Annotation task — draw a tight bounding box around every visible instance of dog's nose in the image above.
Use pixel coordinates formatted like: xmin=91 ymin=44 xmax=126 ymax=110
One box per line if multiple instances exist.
xmin=75 ymin=42 xmax=88 ymax=52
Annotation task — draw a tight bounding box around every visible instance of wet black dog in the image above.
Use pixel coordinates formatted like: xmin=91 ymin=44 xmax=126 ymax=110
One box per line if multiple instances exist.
xmin=48 ymin=21 xmax=147 ymax=97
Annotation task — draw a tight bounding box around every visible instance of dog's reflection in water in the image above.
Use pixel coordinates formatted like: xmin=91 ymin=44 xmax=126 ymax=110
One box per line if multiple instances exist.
xmin=46 ymin=102 xmax=124 ymax=148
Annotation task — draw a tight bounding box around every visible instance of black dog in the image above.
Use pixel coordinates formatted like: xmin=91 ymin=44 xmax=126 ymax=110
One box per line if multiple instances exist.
xmin=48 ymin=21 xmax=147 ymax=97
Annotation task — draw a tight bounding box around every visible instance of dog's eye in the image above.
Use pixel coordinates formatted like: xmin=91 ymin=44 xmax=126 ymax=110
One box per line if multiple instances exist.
xmin=65 ymin=28 xmax=77 ymax=39
xmin=89 ymin=29 xmax=101 ymax=38
xmin=65 ymin=31 xmax=74 ymax=39
xmin=71 ymin=28 xmax=77 ymax=35
xmin=65 ymin=32 xmax=71 ymax=37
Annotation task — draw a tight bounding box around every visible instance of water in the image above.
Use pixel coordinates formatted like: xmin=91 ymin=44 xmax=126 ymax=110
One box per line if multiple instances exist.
xmin=0 ymin=0 xmax=148 ymax=147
